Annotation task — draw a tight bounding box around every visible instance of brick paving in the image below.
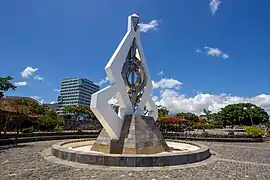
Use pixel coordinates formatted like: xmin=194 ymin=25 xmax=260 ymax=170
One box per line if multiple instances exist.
xmin=1 ymin=140 xmax=270 ymax=180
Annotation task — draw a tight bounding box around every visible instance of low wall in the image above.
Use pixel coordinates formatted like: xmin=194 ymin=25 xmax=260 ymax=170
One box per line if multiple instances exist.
xmin=164 ymin=136 xmax=263 ymax=142
xmin=0 ymin=131 xmax=100 ymax=139
xmin=0 ymin=131 xmax=264 ymax=146
xmin=51 ymin=139 xmax=211 ymax=167
xmin=0 ymin=133 xmax=99 ymax=146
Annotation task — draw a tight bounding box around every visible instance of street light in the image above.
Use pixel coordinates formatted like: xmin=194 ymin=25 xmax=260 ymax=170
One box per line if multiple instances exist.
xmin=243 ymin=106 xmax=255 ymax=126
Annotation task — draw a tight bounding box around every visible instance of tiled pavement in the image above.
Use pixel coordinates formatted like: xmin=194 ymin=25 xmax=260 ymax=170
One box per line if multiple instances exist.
xmin=1 ymin=140 xmax=270 ymax=180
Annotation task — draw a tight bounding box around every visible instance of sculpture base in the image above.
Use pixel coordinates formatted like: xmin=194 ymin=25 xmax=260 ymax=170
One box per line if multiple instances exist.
xmin=91 ymin=115 xmax=169 ymax=154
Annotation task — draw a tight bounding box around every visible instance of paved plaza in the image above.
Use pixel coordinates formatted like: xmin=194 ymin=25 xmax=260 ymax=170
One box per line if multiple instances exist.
xmin=1 ymin=140 xmax=270 ymax=180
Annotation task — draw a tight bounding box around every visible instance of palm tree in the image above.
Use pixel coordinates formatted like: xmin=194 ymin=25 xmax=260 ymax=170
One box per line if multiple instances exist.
xmin=203 ymin=108 xmax=212 ymax=122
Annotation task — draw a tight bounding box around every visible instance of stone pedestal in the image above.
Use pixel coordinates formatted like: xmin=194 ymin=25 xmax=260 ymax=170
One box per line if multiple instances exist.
xmin=91 ymin=115 xmax=169 ymax=154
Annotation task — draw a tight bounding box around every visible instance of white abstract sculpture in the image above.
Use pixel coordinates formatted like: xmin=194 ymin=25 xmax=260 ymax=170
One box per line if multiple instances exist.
xmin=91 ymin=14 xmax=158 ymax=140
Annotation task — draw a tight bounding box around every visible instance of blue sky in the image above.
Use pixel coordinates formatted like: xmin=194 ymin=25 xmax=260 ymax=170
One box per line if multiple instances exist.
xmin=1 ymin=0 xmax=270 ymax=114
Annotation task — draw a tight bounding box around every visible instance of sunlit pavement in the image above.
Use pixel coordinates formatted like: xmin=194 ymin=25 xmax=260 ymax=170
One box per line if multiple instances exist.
xmin=1 ymin=140 xmax=270 ymax=180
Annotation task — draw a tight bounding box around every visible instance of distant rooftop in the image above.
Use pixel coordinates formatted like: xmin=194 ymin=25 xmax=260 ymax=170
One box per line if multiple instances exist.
xmin=61 ymin=77 xmax=96 ymax=84
xmin=43 ymin=103 xmax=58 ymax=111
xmin=5 ymin=96 xmax=39 ymax=103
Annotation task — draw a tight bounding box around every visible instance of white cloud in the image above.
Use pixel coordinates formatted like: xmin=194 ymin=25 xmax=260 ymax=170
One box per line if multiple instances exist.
xmin=204 ymin=47 xmax=222 ymax=56
xmin=153 ymin=89 xmax=270 ymax=115
xmin=97 ymin=77 xmax=109 ymax=86
xmin=54 ymin=89 xmax=60 ymax=92
xmin=21 ymin=67 xmax=38 ymax=78
xmin=152 ymin=78 xmax=183 ymax=89
xmin=158 ymin=70 xmax=164 ymax=75
xmin=50 ymin=101 xmax=56 ymax=104
xmin=14 ymin=81 xmax=27 ymax=86
xmin=30 ymin=96 xmax=44 ymax=104
xmin=34 ymin=75 xmax=44 ymax=81
xmin=209 ymin=0 xmax=222 ymax=15
xmin=139 ymin=20 xmax=160 ymax=33
xmin=222 ymin=53 xmax=229 ymax=59
xmin=196 ymin=46 xmax=229 ymax=59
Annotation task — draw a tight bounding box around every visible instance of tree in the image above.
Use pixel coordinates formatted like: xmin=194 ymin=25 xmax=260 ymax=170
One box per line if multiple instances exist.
xmin=209 ymin=112 xmax=223 ymax=128
xmin=63 ymin=105 xmax=98 ymax=130
xmin=202 ymin=108 xmax=212 ymax=122
xmin=0 ymin=76 xmax=16 ymax=98
xmin=15 ymin=99 xmax=47 ymax=115
xmin=157 ymin=105 xmax=169 ymax=117
xmin=218 ymin=103 xmax=269 ymax=127
xmin=175 ymin=112 xmax=199 ymax=133
xmin=175 ymin=112 xmax=199 ymax=122
xmin=38 ymin=112 xmax=63 ymax=131
xmin=64 ymin=105 xmax=95 ymax=120
xmin=0 ymin=98 xmax=30 ymax=143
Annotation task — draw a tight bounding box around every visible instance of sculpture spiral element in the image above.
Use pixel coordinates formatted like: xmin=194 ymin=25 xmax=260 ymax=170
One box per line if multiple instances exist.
xmin=122 ymin=39 xmax=147 ymax=111
xmin=90 ymin=14 xmax=158 ymax=140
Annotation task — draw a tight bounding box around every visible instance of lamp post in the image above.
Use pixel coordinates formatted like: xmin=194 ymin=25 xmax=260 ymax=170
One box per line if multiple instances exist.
xmin=243 ymin=106 xmax=255 ymax=126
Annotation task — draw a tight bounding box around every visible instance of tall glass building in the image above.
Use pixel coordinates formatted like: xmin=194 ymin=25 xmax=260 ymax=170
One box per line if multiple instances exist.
xmin=56 ymin=77 xmax=100 ymax=115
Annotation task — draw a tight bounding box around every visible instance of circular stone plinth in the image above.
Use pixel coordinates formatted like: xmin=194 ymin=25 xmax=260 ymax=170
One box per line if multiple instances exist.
xmin=51 ymin=139 xmax=211 ymax=167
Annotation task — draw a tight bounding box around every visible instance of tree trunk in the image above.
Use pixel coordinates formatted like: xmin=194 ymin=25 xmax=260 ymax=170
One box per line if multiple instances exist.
xmin=0 ymin=116 xmax=3 ymax=139
xmin=15 ymin=118 xmax=22 ymax=145
xmin=0 ymin=124 xmax=2 ymax=139
xmin=4 ymin=116 xmax=9 ymax=136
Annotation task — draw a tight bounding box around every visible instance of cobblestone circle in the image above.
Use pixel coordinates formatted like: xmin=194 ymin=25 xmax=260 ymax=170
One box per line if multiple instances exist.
xmin=1 ymin=140 xmax=270 ymax=180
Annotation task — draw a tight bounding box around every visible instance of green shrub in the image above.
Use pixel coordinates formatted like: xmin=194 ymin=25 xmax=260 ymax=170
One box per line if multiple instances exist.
xmin=244 ymin=126 xmax=265 ymax=137
xmin=77 ymin=128 xmax=83 ymax=133
xmin=210 ymin=121 xmax=223 ymax=129
xmin=38 ymin=113 xmax=64 ymax=131
xmin=22 ymin=126 xmax=34 ymax=133
xmin=265 ymin=130 xmax=270 ymax=137
xmin=54 ymin=124 xmax=64 ymax=132
xmin=203 ymin=123 xmax=214 ymax=129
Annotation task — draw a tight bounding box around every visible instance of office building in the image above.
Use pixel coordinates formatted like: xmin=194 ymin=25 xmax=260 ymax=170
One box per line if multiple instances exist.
xmin=56 ymin=77 xmax=100 ymax=115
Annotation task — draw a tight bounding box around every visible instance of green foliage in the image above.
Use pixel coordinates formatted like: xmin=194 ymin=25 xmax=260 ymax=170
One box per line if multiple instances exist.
xmin=244 ymin=126 xmax=265 ymax=137
xmin=209 ymin=119 xmax=223 ymax=128
xmin=175 ymin=112 xmax=199 ymax=130
xmin=202 ymin=108 xmax=212 ymax=122
xmin=15 ymin=99 xmax=47 ymax=115
xmin=203 ymin=123 xmax=215 ymax=129
xmin=64 ymin=105 xmax=89 ymax=114
xmin=266 ymin=130 xmax=270 ymax=137
xmin=64 ymin=105 xmax=96 ymax=120
xmin=38 ymin=112 xmax=63 ymax=131
xmin=77 ymin=128 xmax=83 ymax=133
xmin=54 ymin=124 xmax=64 ymax=132
xmin=157 ymin=106 xmax=169 ymax=117
xmin=176 ymin=112 xmax=199 ymax=122
xmin=22 ymin=126 xmax=35 ymax=133
xmin=219 ymin=103 xmax=269 ymax=126
xmin=0 ymin=76 xmax=17 ymax=98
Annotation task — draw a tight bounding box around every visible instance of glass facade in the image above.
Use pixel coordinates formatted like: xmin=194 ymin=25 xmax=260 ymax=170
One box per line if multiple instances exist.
xmin=56 ymin=77 xmax=100 ymax=115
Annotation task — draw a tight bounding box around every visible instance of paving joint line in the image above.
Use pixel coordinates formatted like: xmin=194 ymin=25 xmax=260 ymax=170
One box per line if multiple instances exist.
xmin=209 ymin=144 xmax=270 ymax=150
xmin=219 ymin=158 xmax=270 ymax=167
